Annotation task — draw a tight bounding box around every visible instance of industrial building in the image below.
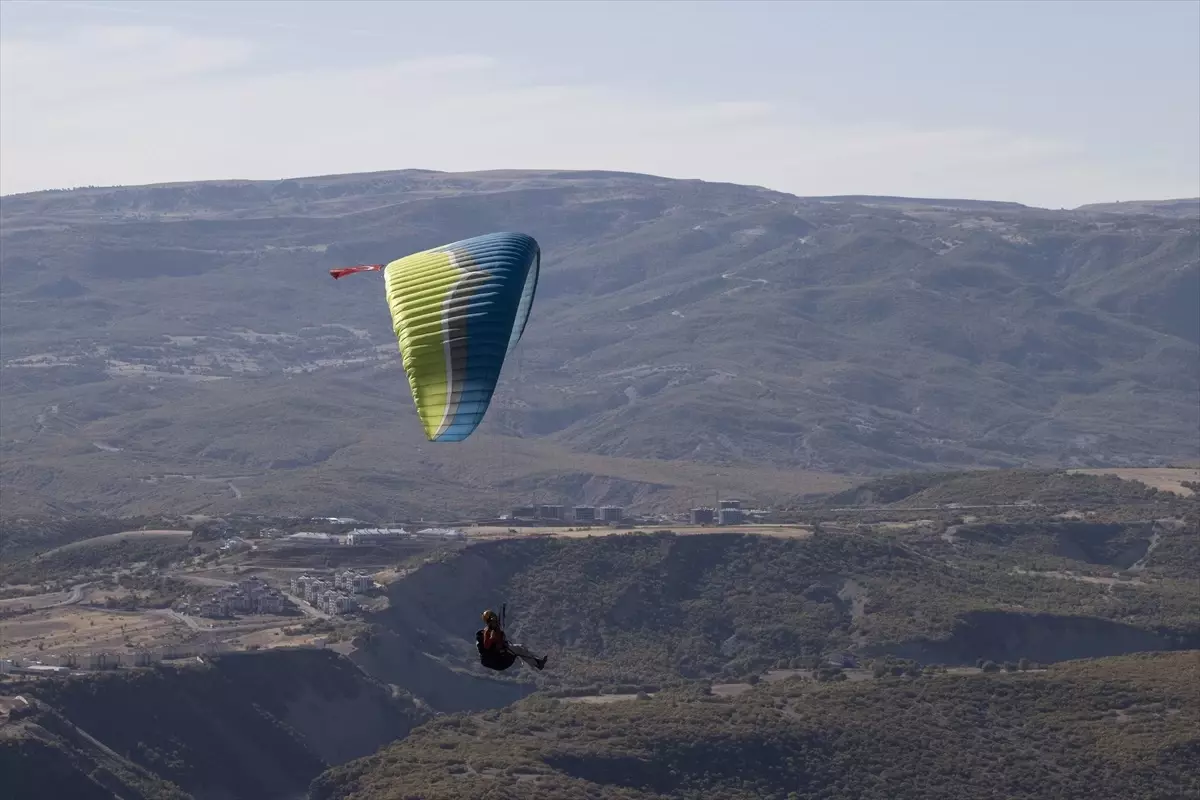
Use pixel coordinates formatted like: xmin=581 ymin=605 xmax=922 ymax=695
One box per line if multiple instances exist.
xmin=718 ymin=498 xmax=744 ymax=525
xmin=719 ymin=507 xmax=745 ymax=525
xmin=538 ymin=505 xmax=565 ymax=520
xmin=689 ymin=499 xmax=746 ymax=526
xmin=506 ymin=503 xmax=623 ymax=524
xmin=416 ymin=527 xmax=465 ymax=539
xmin=344 ymin=527 xmax=408 ymax=545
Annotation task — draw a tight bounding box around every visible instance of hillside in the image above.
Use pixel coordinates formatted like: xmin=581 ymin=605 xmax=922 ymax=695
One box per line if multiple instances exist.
xmin=2 ymin=169 xmax=1198 ymax=518
xmin=0 ymin=649 xmax=429 ymax=800
xmin=1075 ymin=197 xmax=1200 ymax=219
xmin=311 ymin=651 xmax=1200 ymax=800
xmin=355 ymin=485 xmax=1199 ymax=689
xmin=1 ymin=469 xmax=1195 ymax=799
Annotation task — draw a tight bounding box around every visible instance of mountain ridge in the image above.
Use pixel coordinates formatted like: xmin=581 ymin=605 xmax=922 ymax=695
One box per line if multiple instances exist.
xmin=1 ymin=168 xmax=1196 ymax=517
xmin=3 ymin=166 xmax=1193 ymax=212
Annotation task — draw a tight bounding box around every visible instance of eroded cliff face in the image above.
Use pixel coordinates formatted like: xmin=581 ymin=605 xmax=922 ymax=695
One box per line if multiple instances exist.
xmin=347 ymin=631 xmax=536 ymax=714
xmin=2 ymin=649 xmax=428 ymax=800
xmin=346 ymin=545 xmax=542 ymax=713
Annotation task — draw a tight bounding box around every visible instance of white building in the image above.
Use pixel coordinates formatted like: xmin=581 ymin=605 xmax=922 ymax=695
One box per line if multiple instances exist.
xmin=344 ymin=527 xmax=407 ymax=545
xmin=87 ymin=652 xmax=117 ymax=670
xmin=417 ymin=527 xmax=464 ymax=539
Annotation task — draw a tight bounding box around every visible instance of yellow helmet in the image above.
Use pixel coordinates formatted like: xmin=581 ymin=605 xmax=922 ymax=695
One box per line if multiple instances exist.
xmin=482 ymin=609 xmax=499 ymax=625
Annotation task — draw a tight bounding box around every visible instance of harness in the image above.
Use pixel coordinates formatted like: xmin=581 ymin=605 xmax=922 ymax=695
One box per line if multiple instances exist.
xmin=476 ymin=629 xmax=517 ymax=671
xmin=476 ymin=602 xmax=516 ymax=671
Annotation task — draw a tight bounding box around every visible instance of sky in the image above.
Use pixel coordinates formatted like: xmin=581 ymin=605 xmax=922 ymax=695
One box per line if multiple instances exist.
xmin=1 ymin=0 xmax=1197 ymax=207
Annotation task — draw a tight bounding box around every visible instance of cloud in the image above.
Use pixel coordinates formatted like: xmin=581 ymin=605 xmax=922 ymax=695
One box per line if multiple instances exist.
xmin=0 ymin=24 xmax=1183 ymax=206
xmin=1 ymin=25 xmax=255 ymax=99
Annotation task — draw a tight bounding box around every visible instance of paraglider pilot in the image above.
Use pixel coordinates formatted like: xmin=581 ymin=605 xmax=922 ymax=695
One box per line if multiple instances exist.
xmin=477 ymin=609 xmax=547 ymax=672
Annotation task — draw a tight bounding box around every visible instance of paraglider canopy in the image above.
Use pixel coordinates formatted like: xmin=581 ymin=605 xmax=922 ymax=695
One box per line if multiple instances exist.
xmin=330 ymin=232 xmax=540 ymax=442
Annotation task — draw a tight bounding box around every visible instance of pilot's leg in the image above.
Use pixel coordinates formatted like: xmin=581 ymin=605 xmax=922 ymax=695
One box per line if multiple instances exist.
xmin=506 ymin=641 xmax=544 ymax=669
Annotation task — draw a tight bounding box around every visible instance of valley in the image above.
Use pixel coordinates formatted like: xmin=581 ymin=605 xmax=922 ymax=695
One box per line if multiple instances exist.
xmin=0 ymin=169 xmax=1196 ymax=800
xmin=2 ymin=466 xmax=1197 ymax=799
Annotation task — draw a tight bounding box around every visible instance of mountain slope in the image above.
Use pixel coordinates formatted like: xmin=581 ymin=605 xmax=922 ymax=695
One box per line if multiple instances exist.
xmin=1 ymin=649 xmax=428 ymax=800
xmin=2 ymin=169 xmax=1197 ymax=517
xmin=311 ymin=651 xmax=1200 ymax=800
xmin=354 ymin=512 xmax=1200 ymax=688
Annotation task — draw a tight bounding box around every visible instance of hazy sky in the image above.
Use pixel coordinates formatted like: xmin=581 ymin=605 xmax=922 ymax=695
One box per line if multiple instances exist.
xmin=2 ymin=0 xmax=1197 ymax=207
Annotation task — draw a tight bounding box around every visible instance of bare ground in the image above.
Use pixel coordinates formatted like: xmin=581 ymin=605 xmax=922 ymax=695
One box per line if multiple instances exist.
xmin=37 ymin=529 xmax=192 ymax=558
xmin=466 ymin=524 xmax=814 ymax=540
xmin=1067 ymin=467 xmax=1200 ymax=497
xmin=0 ymin=605 xmax=185 ymax=660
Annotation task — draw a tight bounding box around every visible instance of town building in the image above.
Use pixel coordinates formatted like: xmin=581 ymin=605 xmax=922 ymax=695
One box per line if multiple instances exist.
xmin=537 ymin=505 xmax=565 ymax=520
xmin=189 ymin=576 xmax=289 ymax=618
xmin=600 ymin=506 xmax=624 ymax=523
xmin=719 ymin=507 xmax=745 ymax=525
xmin=292 ymin=572 xmax=368 ymax=615
xmin=344 ymin=527 xmax=408 ymax=545
xmin=416 ymin=527 xmax=465 ymax=539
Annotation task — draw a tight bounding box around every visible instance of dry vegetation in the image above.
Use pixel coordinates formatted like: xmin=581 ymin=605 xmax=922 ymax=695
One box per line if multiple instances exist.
xmin=1067 ymin=467 xmax=1200 ymax=496
xmin=312 ymin=651 xmax=1200 ymax=800
xmin=0 ymin=605 xmax=183 ymax=660
xmin=36 ymin=529 xmax=192 ymax=557
xmin=1 ymin=468 xmax=1196 ymax=800
xmin=3 ymin=650 xmax=429 ymax=800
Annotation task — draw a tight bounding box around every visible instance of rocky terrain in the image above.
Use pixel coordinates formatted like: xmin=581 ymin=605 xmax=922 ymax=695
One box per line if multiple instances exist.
xmin=1 ymin=649 xmax=427 ymax=800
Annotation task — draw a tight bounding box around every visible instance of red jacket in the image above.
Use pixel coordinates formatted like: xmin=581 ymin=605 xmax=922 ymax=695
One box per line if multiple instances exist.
xmin=481 ymin=627 xmax=506 ymax=651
